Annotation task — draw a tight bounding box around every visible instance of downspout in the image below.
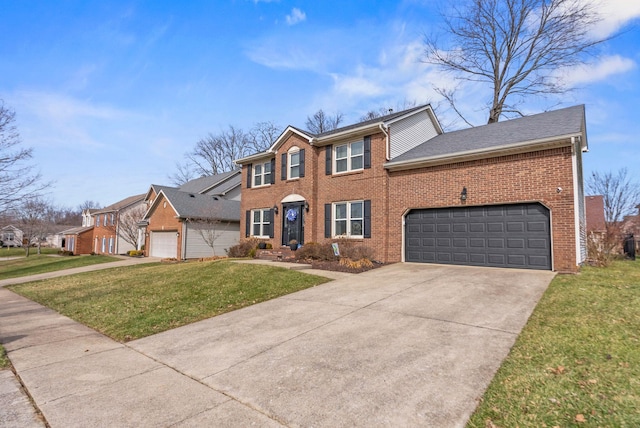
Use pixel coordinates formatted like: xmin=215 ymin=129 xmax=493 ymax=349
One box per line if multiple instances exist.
xmin=182 ymin=221 xmax=188 ymax=260
xmin=379 ymin=123 xmax=390 ymax=160
xmin=571 ymin=136 xmax=582 ymax=267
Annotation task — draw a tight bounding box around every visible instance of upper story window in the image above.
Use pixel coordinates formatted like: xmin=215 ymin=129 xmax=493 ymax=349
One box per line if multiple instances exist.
xmin=335 ymin=141 xmax=364 ymax=173
xmin=253 ymin=161 xmax=271 ymax=187
xmin=111 ymin=213 xmax=115 ymax=225
xmin=96 ymin=216 xmax=100 ymax=227
xmin=288 ymin=147 xmax=300 ymax=179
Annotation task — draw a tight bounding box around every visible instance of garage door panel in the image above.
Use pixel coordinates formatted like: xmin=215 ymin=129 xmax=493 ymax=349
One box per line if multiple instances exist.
xmin=150 ymin=232 xmax=177 ymax=259
xmin=405 ymin=203 xmax=551 ymax=270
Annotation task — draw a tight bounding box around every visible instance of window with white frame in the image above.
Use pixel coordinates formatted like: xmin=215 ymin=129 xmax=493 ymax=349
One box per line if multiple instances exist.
xmin=334 ymin=141 xmax=364 ymax=173
xmin=253 ymin=161 xmax=271 ymax=187
xmin=111 ymin=213 xmax=115 ymax=225
xmin=96 ymin=216 xmax=100 ymax=227
xmin=251 ymin=209 xmax=271 ymax=237
xmin=333 ymin=201 xmax=363 ymax=238
xmin=288 ymin=148 xmax=300 ymax=179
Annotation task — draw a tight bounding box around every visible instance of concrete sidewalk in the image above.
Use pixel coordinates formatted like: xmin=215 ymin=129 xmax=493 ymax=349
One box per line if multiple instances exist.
xmin=0 ymin=262 xmax=554 ymax=427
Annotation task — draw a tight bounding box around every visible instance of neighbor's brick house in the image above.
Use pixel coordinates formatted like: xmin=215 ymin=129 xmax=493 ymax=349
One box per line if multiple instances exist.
xmin=236 ymin=105 xmax=588 ymax=272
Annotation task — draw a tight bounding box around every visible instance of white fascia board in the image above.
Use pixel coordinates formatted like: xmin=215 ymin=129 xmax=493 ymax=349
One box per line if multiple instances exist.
xmin=384 ymin=105 xmax=444 ymax=135
xmin=234 ymin=151 xmax=274 ymax=165
xmin=143 ymin=190 xmax=179 ymax=220
xmin=384 ymin=134 xmax=579 ymax=171
xmin=267 ymin=126 xmax=313 ymax=152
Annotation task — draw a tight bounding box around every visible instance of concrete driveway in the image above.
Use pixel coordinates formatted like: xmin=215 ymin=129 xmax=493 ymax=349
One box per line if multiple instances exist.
xmin=0 ymin=262 xmax=554 ymax=427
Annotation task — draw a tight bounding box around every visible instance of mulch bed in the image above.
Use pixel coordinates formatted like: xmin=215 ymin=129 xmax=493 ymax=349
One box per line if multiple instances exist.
xmin=288 ymin=258 xmax=387 ymax=274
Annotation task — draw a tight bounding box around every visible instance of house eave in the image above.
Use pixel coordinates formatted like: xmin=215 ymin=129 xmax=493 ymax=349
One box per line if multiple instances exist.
xmin=235 ymin=151 xmax=275 ymax=165
xmin=384 ymin=134 xmax=578 ymax=171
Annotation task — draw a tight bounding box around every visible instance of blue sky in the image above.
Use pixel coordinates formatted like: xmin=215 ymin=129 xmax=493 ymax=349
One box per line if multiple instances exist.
xmin=1 ymin=0 xmax=639 ymax=209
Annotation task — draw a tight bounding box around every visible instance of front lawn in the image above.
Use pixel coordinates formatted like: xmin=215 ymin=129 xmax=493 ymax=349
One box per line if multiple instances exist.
xmin=468 ymin=260 xmax=640 ymax=427
xmin=9 ymin=261 xmax=329 ymax=341
xmin=0 ymin=254 xmax=120 ymax=280
xmin=0 ymin=247 xmax=59 ymax=257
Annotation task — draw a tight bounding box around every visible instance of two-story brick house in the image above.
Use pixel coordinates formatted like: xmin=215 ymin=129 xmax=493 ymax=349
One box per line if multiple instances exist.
xmin=236 ymin=104 xmax=588 ymax=272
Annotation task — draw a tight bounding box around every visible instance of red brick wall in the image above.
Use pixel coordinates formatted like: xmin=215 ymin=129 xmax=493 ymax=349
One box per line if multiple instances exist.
xmin=240 ymin=132 xmax=388 ymax=260
xmin=387 ymin=147 xmax=578 ymax=272
xmin=92 ymin=213 xmax=117 ymax=254
xmin=144 ymin=193 xmax=182 ymax=258
xmin=240 ymin=135 xmax=579 ymax=272
xmin=64 ymin=230 xmax=93 ymax=255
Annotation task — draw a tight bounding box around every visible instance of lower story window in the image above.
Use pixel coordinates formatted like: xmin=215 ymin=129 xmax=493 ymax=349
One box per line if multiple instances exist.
xmin=252 ymin=209 xmax=271 ymax=237
xmin=334 ymin=201 xmax=363 ymax=238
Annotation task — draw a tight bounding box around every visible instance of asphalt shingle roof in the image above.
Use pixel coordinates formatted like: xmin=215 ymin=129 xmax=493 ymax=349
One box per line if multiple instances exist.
xmin=96 ymin=194 xmax=146 ymax=214
xmin=160 ymin=187 xmax=240 ymax=222
xmin=390 ymin=105 xmax=585 ymax=163
xmin=178 ymin=170 xmax=240 ymax=194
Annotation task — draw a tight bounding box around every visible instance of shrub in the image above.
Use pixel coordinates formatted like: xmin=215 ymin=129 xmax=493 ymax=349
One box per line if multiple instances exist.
xmin=295 ymin=242 xmax=336 ymax=261
xmin=127 ymin=250 xmax=144 ymax=257
xmin=57 ymin=250 xmax=74 ymax=256
xmin=339 ymin=257 xmax=374 ymax=269
xmin=227 ymin=238 xmax=261 ymax=258
xmin=266 ymin=243 xmax=273 ymax=249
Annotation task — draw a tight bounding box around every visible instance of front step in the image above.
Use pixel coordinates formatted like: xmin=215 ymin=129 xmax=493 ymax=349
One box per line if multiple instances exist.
xmin=255 ymin=248 xmax=297 ymax=261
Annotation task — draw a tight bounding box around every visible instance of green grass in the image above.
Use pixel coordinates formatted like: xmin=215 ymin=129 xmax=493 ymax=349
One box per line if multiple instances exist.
xmin=0 ymin=254 xmax=120 ymax=280
xmin=9 ymin=260 xmax=329 ymax=342
xmin=0 ymin=247 xmax=59 ymax=257
xmin=0 ymin=344 xmax=9 ymax=370
xmin=468 ymin=260 xmax=640 ymax=428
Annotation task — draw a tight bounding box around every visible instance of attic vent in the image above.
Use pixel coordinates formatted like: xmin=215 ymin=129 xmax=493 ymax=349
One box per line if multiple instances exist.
xmin=189 ymin=194 xmax=195 ymax=198
xmin=212 ymin=196 xmax=219 ymax=200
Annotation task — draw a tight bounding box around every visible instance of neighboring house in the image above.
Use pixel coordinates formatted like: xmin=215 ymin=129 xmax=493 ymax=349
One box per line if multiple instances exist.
xmin=141 ymin=171 xmax=241 ymax=259
xmin=81 ymin=209 xmax=97 ymax=227
xmin=61 ymin=226 xmax=94 ymax=254
xmin=91 ymin=194 xmax=146 ymax=255
xmin=236 ymin=104 xmax=588 ymax=272
xmin=585 ymin=195 xmax=606 ymax=235
xmin=622 ymin=204 xmax=640 ymax=251
xmin=1 ymin=225 xmax=23 ymax=247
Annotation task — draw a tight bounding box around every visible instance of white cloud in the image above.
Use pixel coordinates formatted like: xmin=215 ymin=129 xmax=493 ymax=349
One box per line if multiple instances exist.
xmin=285 ymin=8 xmax=306 ymax=26
xmin=591 ymin=0 xmax=640 ymax=38
xmin=559 ymin=55 xmax=636 ymax=86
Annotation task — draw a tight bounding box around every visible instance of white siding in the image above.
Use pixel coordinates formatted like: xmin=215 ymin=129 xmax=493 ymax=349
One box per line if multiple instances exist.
xmin=184 ymin=221 xmax=240 ymax=258
xmin=389 ymin=110 xmax=439 ymax=159
xmin=116 ymin=236 xmax=137 ymax=254
xmin=224 ymin=186 xmax=241 ymax=201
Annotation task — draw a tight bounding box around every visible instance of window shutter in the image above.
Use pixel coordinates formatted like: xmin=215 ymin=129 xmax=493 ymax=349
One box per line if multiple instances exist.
xmin=325 ymin=145 xmax=332 ymax=175
xmin=281 ymin=153 xmax=287 ymax=181
xmin=325 ymin=204 xmax=332 ymax=238
xmin=364 ymin=200 xmax=371 ymax=238
xmin=299 ymin=149 xmax=305 ymax=177
xmin=245 ymin=210 xmax=251 ymax=237
xmin=364 ymin=136 xmax=371 ymax=169
xmin=270 ymin=158 xmax=276 ymax=184
xmin=246 ymin=164 xmax=253 ymax=188
xmin=268 ymin=208 xmax=275 ymax=238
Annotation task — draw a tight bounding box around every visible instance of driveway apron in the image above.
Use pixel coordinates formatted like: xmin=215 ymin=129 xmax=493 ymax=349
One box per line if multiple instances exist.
xmin=0 ymin=263 xmax=554 ymax=427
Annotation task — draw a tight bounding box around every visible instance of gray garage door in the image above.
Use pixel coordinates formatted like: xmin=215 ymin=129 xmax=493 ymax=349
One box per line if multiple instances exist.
xmin=405 ymin=203 xmax=551 ymax=270
xmin=150 ymin=231 xmax=178 ymax=259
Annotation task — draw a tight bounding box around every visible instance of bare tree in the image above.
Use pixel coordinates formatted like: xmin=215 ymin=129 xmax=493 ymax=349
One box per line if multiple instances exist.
xmin=117 ymin=205 xmax=147 ymax=250
xmin=18 ymin=197 xmax=54 ymax=256
xmin=168 ymin=161 xmax=198 ymax=186
xmin=587 ymin=169 xmax=640 ymax=227
xmin=78 ymin=200 xmax=101 ymax=211
xmin=423 ymin=0 xmax=604 ymax=124
xmin=195 ymin=218 xmax=232 ymax=256
xmin=177 ymin=122 xmax=282 ymax=180
xmin=0 ymin=101 xmax=50 ymax=210
xmin=305 ymin=109 xmax=344 ymax=134
xmin=359 ymin=100 xmax=418 ymax=122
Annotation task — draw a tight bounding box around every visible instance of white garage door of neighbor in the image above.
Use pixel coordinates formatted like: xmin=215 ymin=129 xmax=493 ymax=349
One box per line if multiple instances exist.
xmin=150 ymin=231 xmax=177 ymax=258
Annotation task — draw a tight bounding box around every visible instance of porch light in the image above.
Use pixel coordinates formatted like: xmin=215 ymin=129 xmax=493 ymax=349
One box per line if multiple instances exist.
xmin=460 ymin=187 xmax=467 ymax=201
xmin=273 ymin=205 xmax=279 ymax=215
xmin=304 ymin=201 xmax=309 ymax=212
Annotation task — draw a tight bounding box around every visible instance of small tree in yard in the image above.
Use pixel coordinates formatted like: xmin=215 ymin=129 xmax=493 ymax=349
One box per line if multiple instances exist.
xmin=18 ymin=197 xmax=54 ymax=256
xmin=586 ymin=168 xmax=640 ymax=263
xmin=194 ymin=218 xmax=232 ymax=257
xmin=118 ymin=205 xmax=147 ymax=250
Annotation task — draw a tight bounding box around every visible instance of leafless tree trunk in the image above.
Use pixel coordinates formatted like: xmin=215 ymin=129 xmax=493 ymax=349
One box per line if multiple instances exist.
xmin=195 ymin=219 xmax=231 ymax=256
xmin=18 ymin=197 xmax=54 ymax=257
xmin=118 ymin=205 xmax=147 ymax=249
xmin=305 ymin=109 xmax=344 ymax=134
xmin=423 ymin=0 xmax=604 ymax=124
xmin=175 ymin=122 xmax=282 ymax=181
xmin=0 ymin=101 xmax=51 ymax=210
